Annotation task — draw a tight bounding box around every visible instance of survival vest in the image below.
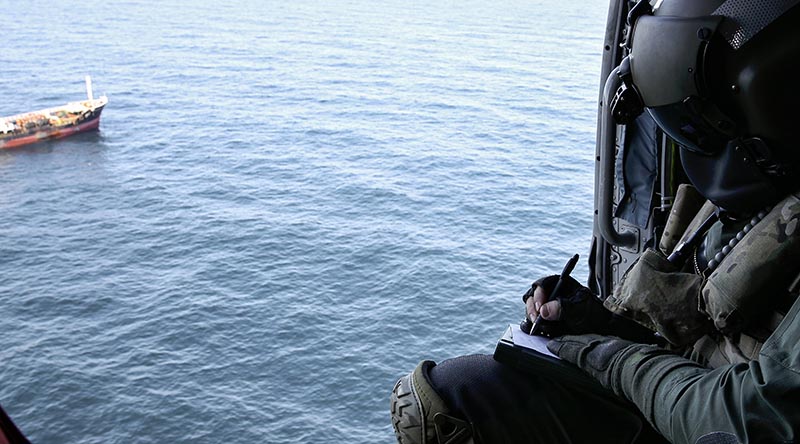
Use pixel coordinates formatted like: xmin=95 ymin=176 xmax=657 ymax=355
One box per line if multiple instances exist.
xmin=604 ymin=189 xmax=800 ymax=367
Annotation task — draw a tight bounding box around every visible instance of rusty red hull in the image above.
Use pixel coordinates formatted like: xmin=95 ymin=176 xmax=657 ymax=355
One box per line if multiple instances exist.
xmin=1 ymin=96 xmax=107 ymax=150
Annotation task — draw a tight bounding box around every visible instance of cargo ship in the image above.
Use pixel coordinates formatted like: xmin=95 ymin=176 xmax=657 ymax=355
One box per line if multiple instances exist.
xmin=0 ymin=76 xmax=108 ymax=149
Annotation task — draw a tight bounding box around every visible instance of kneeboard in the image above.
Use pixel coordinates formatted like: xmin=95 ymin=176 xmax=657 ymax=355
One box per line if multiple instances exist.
xmin=493 ymin=325 xmax=610 ymax=396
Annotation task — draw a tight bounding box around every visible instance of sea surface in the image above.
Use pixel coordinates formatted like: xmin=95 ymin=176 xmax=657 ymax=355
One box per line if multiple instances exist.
xmin=0 ymin=1 xmax=608 ymax=442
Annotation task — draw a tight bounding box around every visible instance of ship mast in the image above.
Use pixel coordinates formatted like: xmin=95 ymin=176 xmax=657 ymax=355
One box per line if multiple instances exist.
xmin=85 ymin=75 xmax=94 ymax=101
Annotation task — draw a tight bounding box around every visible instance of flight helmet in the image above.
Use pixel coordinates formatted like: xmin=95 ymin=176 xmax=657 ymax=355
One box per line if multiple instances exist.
xmin=611 ymin=0 xmax=800 ymax=214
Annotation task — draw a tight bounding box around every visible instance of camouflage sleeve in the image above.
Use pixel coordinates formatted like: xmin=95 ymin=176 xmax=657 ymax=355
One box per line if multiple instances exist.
xmin=615 ymin=297 xmax=800 ymax=444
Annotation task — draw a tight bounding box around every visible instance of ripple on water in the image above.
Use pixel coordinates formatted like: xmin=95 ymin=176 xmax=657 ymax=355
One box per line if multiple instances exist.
xmin=0 ymin=1 xmax=608 ymax=442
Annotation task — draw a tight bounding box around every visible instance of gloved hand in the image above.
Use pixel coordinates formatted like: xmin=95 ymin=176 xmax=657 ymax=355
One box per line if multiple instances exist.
xmin=522 ymin=275 xmax=613 ymax=337
xmin=547 ymin=334 xmax=682 ymax=394
xmin=546 ymin=333 xmax=701 ymax=430
xmin=545 ymin=334 xmax=640 ymax=390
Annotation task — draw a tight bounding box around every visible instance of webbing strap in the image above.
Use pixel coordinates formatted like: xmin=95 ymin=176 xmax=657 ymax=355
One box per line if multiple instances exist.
xmin=713 ymin=0 xmax=800 ymax=49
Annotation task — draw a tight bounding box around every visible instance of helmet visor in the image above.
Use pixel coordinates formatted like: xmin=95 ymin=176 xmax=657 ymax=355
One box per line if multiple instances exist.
xmin=647 ymin=100 xmax=731 ymax=155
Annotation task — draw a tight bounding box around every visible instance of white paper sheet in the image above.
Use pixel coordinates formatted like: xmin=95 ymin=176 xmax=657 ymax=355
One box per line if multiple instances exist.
xmin=510 ymin=324 xmax=559 ymax=359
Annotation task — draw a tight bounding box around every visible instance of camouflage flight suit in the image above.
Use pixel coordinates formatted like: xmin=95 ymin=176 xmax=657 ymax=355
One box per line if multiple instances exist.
xmin=560 ymin=192 xmax=800 ymax=443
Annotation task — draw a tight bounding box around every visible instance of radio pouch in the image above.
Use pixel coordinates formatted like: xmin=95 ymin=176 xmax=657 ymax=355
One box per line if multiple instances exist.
xmin=603 ymin=248 xmax=712 ymax=346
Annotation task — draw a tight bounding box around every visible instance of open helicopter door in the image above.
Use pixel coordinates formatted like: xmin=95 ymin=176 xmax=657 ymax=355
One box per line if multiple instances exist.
xmin=588 ymin=0 xmax=687 ymax=299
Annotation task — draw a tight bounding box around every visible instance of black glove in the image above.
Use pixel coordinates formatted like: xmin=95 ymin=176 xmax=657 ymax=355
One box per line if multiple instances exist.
xmin=547 ymin=333 xmax=696 ymax=428
xmin=522 ymin=275 xmax=613 ymax=337
xmin=546 ymin=334 xmax=640 ymax=390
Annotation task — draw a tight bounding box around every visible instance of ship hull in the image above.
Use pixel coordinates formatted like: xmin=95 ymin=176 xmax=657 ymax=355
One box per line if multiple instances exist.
xmin=0 ymin=108 xmax=105 ymax=150
xmin=1 ymin=90 xmax=108 ymax=150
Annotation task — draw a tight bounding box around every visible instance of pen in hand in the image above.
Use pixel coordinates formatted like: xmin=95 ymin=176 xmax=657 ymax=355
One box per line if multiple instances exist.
xmin=528 ymin=253 xmax=579 ymax=336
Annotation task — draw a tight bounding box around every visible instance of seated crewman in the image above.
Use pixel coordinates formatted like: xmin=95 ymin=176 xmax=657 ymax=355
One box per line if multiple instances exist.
xmin=390 ymin=1 xmax=800 ymax=443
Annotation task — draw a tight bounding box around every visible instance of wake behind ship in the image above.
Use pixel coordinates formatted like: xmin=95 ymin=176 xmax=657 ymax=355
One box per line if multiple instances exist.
xmin=0 ymin=76 xmax=107 ymax=150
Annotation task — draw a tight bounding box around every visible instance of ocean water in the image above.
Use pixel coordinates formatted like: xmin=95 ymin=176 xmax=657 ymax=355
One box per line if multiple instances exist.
xmin=0 ymin=1 xmax=608 ymax=442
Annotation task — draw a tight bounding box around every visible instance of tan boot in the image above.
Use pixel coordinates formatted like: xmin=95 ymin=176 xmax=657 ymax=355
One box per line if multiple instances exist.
xmin=390 ymin=361 xmax=474 ymax=444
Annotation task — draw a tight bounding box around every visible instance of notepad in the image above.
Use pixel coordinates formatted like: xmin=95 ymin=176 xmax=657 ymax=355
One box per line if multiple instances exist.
xmin=494 ymin=324 xmax=607 ymax=395
xmin=509 ymin=324 xmax=559 ymax=359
